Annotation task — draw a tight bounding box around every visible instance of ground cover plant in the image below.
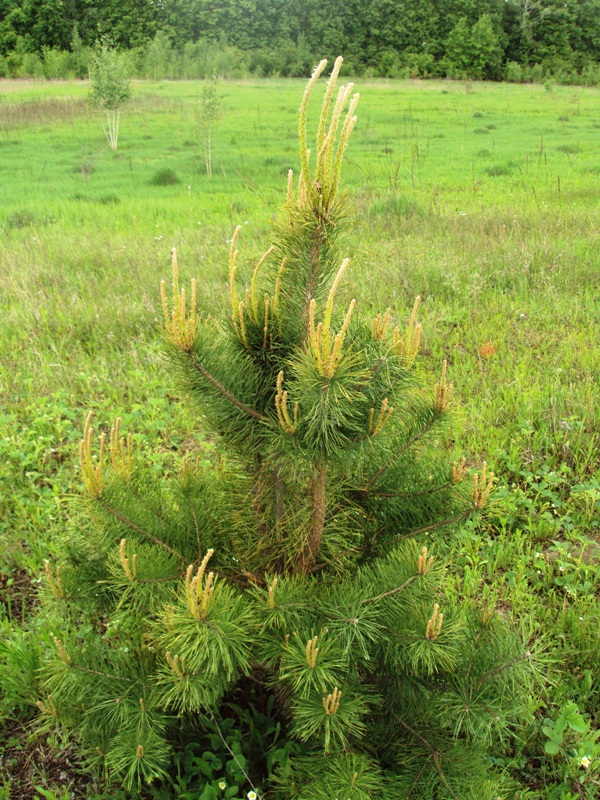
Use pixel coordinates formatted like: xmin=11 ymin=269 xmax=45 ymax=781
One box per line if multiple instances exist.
xmin=0 ymin=71 xmax=599 ymax=799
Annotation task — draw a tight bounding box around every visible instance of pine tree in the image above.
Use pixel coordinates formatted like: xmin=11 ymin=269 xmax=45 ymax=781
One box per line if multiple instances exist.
xmin=39 ymin=58 xmax=541 ymax=799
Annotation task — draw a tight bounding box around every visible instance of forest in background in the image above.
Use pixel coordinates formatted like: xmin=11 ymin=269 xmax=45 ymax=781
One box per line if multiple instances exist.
xmin=0 ymin=0 xmax=599 ymax=83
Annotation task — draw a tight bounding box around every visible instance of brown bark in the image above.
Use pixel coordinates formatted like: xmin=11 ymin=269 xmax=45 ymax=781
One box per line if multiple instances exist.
xmin=274 ymin=465 xmax=284 ymax=525
xmin=298 ymin=461 xmax=327 ymax=573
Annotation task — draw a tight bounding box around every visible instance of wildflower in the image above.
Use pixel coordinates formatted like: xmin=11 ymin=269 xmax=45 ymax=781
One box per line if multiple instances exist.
xmin=580 ymin=755 xmax=591 ymax=769
xmin=247 ymin=792 xmax=258 ymax=800
xmin=219 ymin=781 xmax=227 ymax=790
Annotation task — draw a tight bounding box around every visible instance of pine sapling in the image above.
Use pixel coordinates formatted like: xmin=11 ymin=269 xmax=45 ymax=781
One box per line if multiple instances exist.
xmin=37 ymin=58 xmax=544 ymax=800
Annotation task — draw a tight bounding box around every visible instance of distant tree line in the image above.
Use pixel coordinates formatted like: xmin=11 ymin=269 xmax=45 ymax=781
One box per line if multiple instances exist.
xmin=1 ymin=0 xmax=599 ymax=83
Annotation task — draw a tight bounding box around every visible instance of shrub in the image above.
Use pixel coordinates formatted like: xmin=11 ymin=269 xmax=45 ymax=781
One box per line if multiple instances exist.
xmin=149 ymin=168 xmax=181 ymax=186
xmin=42 ymin=47 xmax=71 ymax=79
xmin=18 ymin=52 xmax=44 ymax=79
xmin=505 ymin=61 xmax=524 ymax=83
xmin=484 ymin=164 xmax=512 ymax=176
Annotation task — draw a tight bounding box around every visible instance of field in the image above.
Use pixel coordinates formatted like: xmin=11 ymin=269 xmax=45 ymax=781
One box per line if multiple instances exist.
xmin=1 ymin=76 xmax=600 ymax=797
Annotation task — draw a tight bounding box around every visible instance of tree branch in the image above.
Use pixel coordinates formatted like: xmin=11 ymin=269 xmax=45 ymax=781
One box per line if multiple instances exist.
xmin=302 ymin=225 xmax=325 ymax=338
xmin=274 ymin=465 xmax=285 ymax=525
xmin=361 ymin=574 xmax=419 ymax=605
xmin=188 ymin=351 xmax=264 ymax=421
xmin=72 ymin=664 xmax=133 ymax=683
xmin=396 ymin=717 xmax=461 ymax=800
xmin=137 ymin=573 xmax=183 ymax=584
xmin=98 ymin=498 xmax=185 ymax=560
xmin=298 ymin=461 xmax=328 ymax=573
xmin=475 ymin=651 xmax=530 ymax=691
xmin=395 ymin=511 xmax=470 ymax=541
xmin=364 ymin=480 xmax=452 ymax=499
xmin=365 ymin=415 xmax=439 ymax=488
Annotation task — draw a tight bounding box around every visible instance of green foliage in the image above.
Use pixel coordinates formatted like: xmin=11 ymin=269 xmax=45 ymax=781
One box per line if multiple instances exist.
xmin=89 ymin=45 xmax=131 ymax=113
xmin=2 ymin=76 xmax=600 ymax=799
xmin=199 ymin=76 xmax=221 ymax=178
xmin=149 ymin=167 xmax=181 ymax=186
xmin=0 ymin=625 xmax=41 ymax=716
xmin=18 ymin=60 xmax=545 ymax=799
xmin=88 ymin=43 xmax=132 ymax=151
xmin=444 ymin=14 xmax=504 ymax=79
xmin=0 ymin=0 xmax=599 ymax=83
xmin=171 ymin=725 xmax=254 ymax=799
xmin=471 ymin=14 xmax=505 ymax=79
xmin=145 ymin=31 xmax=173 ymax=80
xmin=543 ymin=701 xmax=589 ymax=755
xmin=541 ymin=702 xmax=600 ymax=798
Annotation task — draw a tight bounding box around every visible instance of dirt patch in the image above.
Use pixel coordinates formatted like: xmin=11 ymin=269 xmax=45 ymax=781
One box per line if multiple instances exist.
xmin=0 ymin=717 xmax=99 ymax=798
xmin=0 ymin=568 xmax=38 ymax=622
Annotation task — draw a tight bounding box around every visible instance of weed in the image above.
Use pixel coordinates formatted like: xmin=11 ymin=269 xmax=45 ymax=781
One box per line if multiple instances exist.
xmin=5 ymin=209 xmax=37 ymax=229
xmin=484 ymin=164 xmax=513 ymax=176
xmin=557 ymin=143 xmax=582 ymax=154
xmin=97 ymin=193 xmax=121 ymax=205
xmin=149 ymin=167 xmax=181 ymax=185
xmin=368 ymin=192 xmax=423 ymax=219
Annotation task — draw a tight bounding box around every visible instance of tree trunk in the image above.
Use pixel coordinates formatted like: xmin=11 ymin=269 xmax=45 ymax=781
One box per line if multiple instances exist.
xmin=298 ymin=461 xmax=327 ymax=573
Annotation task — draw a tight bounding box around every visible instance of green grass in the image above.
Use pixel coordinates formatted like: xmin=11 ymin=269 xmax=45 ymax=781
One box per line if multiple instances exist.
xmin=1 ymin=76 xmax=600 ymax=798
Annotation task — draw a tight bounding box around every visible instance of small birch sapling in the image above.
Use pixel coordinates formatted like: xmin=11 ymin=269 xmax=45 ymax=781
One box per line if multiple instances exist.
xmin=89 ymin=43 xmax=131 ymax=151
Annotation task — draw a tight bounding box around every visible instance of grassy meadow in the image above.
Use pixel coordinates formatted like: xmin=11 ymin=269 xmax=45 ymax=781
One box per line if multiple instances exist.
xmin=1 ymin=76 xmax=600 ymax=797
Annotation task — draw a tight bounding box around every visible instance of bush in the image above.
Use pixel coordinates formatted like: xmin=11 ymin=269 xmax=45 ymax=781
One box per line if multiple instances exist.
xmin=42 ymin=47 xmax=71 ymax=79
xmin=580 ymin=63 xmax=600 ymax=86
xmin=18 ymin=52 xmax=44 ymax=79
xmin=375 ymin=49 xmax=402 ymax=78
xmin=402 ymin=51 xmax=436 ymax=79
xmin=529 ymin=63 xmax=544 ymax=83
xmin=149 ymin=168 xmax=181 ymax=186
xmin=505 ymin=61 xmax=524 ymax=83
xmin=144 ymin=31 xmax=173 ymax=80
